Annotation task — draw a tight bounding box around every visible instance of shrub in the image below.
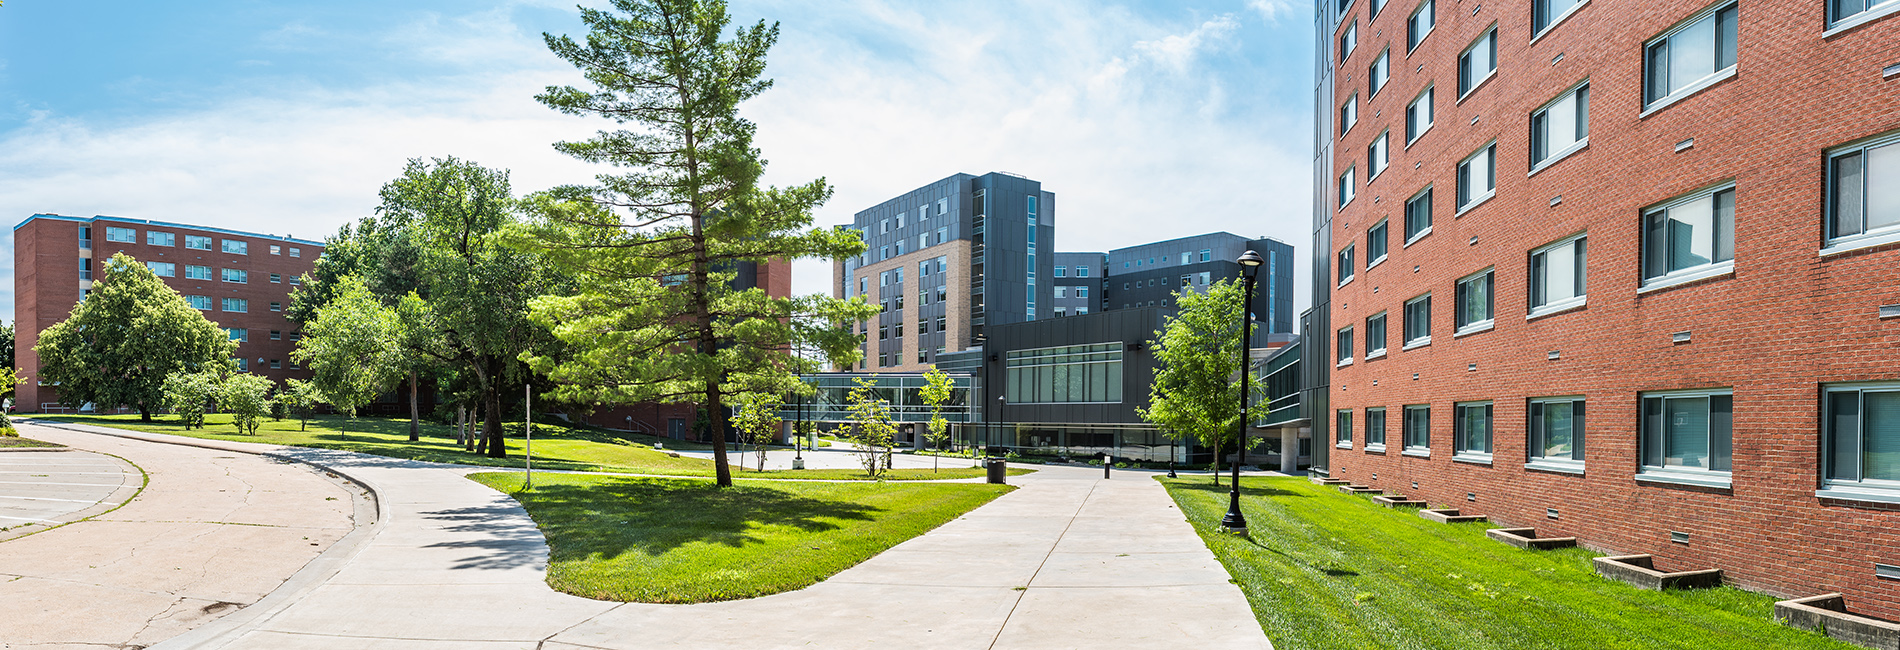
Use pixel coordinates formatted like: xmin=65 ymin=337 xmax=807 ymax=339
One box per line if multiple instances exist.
xmin=162 ymin=370 xmax=221 ymax=430
xmin=217 ymin=374 xmax=275 ymax=435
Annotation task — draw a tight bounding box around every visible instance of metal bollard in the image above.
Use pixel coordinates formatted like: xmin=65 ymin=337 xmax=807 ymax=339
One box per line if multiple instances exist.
xmin=1104 ymin=454 xmax=1111 ymax=479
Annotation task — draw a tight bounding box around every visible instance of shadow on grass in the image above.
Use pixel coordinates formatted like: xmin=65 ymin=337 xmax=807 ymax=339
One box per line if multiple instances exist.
xmin=507 ymin=478 xmax=884 ymax=560
xmin=1166 ymin=480 xmax=1307 ymax=499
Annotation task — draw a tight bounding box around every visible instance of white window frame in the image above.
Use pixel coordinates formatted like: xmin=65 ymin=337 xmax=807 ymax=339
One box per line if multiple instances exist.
xmin=222 ymin=239 xmax=248 ymax=255
xmin=1452 ymin=400 xmax=1494 ymax=464
xmin=1365 ymin=406 xmax=1388 ymax=452
xmin=1407 ymin=0 xmax=1435 ymax=52
xmin=1338 ymin=244 xmax=1356 ymax=287
xmin=1636 ymin=387 xmax=1734 ymax=488
xmin=1337 ymin=409 xmax=1356 ymax=449
xmin=1339 ymin=166 xmax=1357 ymax=210
xmin=1457 ymin=26 xmax=1498 ymax=100
xmin=1365 ymin=310 xmax=1389 ymax=359
xmin=1404 ymin=185 xmax=1434 ymax=245
xmin=1826 ymin=0 xmax=1900 ymax=35
xmin=1455 ymin=141 xmax=1497 ymax=214
xmin=1638 ymin=182 xmax=1736 ymax=293
xmin=1367 ymin=219 xmax=1389 ymax=269
xmin=1454 ymin=267 xmax=1495 ymax=337
xmin=1821 ymin=130 xmax=1900 ymax=256
xmin=185 ymin=235 xmax=213 ymax=250
xmin=1341 ymin=20 xmax=1359 ymax=61
xmin=1818 ymin=381 xmax=1900 ymax=504
xmin=1405 ymin=85 xmax=1434 ymax=146
xmin=188 ymin=295 xmax=212 ymax=311
xmin=1528 ymin=80 xmax=1591 ymax=176
xmin=221 ymin=297 xmax=249 ymax=313
xmin=145 ymin=261 xmax=176 ymax=277
xmin=1341 ymin=94 xmax=1359 ymax=137
xmin=1531 ymin=0 xmax=1590 ymax=43
xmin=1527 ymin=396 xmax=1587 ymax=474
xmin=1528 ymin=232 xmax=1589 ymax=319
xmin=1402 ymin=404 xmax=1432 ymax=457
xmin=105 ymin=226 xmax=136 ymax=243
xmin=1336 ymin=325 xmax=1355 ymax=367
xmin=1402 ymin=293 xmax=1432 ymax=350
xmin=1368 ymin=48 xmax=1391 ymax=98
xmin=1368 ymin=130 xmax=1390 ymax=180
xmin=1640 ymin=1 xmax=1739 ymax=117
xmin=147 ymin=231 xmax=175 ymax=247
xmin=185 ymin=265 xmax=212 ymax=280
xmin=221 ymin=268 xmax=248 ymax=284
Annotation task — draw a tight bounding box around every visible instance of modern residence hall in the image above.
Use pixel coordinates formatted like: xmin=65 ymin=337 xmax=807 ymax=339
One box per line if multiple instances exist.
xmin=14 ymin=214 xmax=323 ymax=412
xmin=1314 ymin=0 xmax=1900 ymax=621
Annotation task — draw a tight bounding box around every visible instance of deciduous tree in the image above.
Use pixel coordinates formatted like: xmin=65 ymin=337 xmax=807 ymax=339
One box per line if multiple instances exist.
xmin=919 ymin=366 xmax=954 ymax=473
xmin=731 ymin=392 xmax=782 ymax=472
xmin=845 ymin=378 xmax=896 ymax=479
xmin=1138 ymin=278 xmax=1264 ymax=484
xmin=218 ymin=373 xmax=276 ymax=435
xmin=516 ymin=0 xmax=874 ymax=487
xmin=35 ymin=254 xmax=235 ymax=420
xmin=294 ymin=277 xmax=404 ymax=438
xmin=162 ymin=370 xmax=222 ymax=430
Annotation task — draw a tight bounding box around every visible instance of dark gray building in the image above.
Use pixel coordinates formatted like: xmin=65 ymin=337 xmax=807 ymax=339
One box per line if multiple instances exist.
xmin=1304 ymin=0 xmax=1339 ymax=476
xmin=1051 ymin=251 xmax=1104 ymax=318
xmin=834 ymin=172 xmax=1055 ymax=372
xmin=1102 ymin=232 xmax=1296 ymax=334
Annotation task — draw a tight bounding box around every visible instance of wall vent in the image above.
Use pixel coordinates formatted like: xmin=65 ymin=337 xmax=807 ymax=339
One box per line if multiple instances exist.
xmin=1547 ymin=350 xmax=1561 ymax=360
xmin=1676 ymin=138 xmax=1695 ymax=152
xmin=1412 ymin=373 xmax=1420 ymax=380
xmin=1670 ymin=531 xmax=1690 ymax=545
xmin=1546 ymin=508 xmax=1560 ymax=520
xmin=1885 ymin=63 xmax=1900 ymax=78
xmin=1880 ymin=304 xmax=1900 ymax=319
xmin=1468 ymin=363 xmax=1478 ymax=372
xmin=1412 ymin=481 xmax=1419 ymax=489
xmin=1878 ymin=564 xmax=1900 ymax=581
xmin=1372 ymin=473 xmax=1378 ymax=480
xmin=1551 ymin=53 xmax=1564 ymax=65
xmin=1467 ymin=492 xmax=1476 ymax=502
xmin=1671 ymin=331 xmax=1692 ymax=344
xmin=1550 ymin=195 xmax=1563 ymax=206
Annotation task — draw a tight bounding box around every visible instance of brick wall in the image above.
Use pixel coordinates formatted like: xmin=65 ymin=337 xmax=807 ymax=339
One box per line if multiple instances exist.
xmin=1324 ymin=0 xmax=1900 ymax=618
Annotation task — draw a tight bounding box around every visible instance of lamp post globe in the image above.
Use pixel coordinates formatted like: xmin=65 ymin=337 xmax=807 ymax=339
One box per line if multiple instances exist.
xmin=1221 ymin=250 xmax=1264 ymax=535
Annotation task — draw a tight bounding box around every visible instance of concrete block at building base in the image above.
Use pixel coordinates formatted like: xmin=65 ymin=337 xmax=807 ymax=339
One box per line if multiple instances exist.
xmin=1486 ymin=527 xmax=1577 ymax=550
xmin=1419 ymin=508 xmax=1488 ymax=524
xmin=1775 ymin=594 xmax=1900 ymax=650
xmin=1372 ymin=495 xmax=1429 ymax=508
xmin=1311 ymin=476 xmax=1351 ymax=485
xmin=1339 ymin=485 xmax=1382 ymax=494
xmin=1592 ymin=554 xmax=1723 ymax=591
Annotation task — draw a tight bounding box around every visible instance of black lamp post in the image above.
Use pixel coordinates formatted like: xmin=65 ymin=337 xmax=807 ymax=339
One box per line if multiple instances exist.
xmin=1221 ymin=249 xmax=1265 ymax=535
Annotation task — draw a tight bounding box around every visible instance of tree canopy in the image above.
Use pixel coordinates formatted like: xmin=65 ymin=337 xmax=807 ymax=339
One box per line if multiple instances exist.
xmin=35 ymin=253 xmax=236 ymax=420
xmin=1138 ymin=278 xmax=1265 ymax=480
xmin=515 ymin=0 xmax=875 ymax=486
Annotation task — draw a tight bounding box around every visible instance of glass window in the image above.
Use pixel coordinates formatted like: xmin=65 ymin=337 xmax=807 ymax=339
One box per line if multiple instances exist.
xmin=1823 ymin=383 xmax=1900 ymax=491
xmin=1405 ymin=186 xmax=1433 ymax=241
xmin=289 ymin=247 xmax=301 ymax=257
xmin=1371 ymin=0 xmax=1387 ymax=17
xmin=1403 ymin=404 xmax=1432 ymax=452
xmin=1407 ymin=86 xmax=1434 ymax=144
xmin=222 ymin=297 xmax=249 ymax=313
xmin=1368 ymin=49 xmax=1390 ymax=98
xmin=269 ymin=244 xmax=281 ymax=255
xmin=147 ymin=231 xmax=175 ymax=247
xmin=1055 ymin=286 xmax=1068 ymax=299
xmin=225 ymin=327 xmax=249 ymax=342
xmin=271 ymin=302 xmax=282 ymax=312
xmin=1366 ymin=312 xmax=1388 ymax=356
xmin=1535 ymin=0 xmax=1586 ymax=36
xmin=1337 ymin=410 xmax=1355 ymax=447
xmin=185 ymin=235 xmax=213 ymax=250
xmin=1530 ymin=233 xmax=1588 ymax=315
xmin=1644 ymin=3 xmax=1738 ymax=109
xmin=270 ymin=273 xmax=282 ymax=283
xmin=896 ymin=214 xmax=906 ymax=229
xmin=1369 ymin=131 xmax=1389 ymax=179
xmin=221 ymin=268 xmax=248 ymax=284
xmin=1368 ymin=219 xmax=1389 ymax=264
xmin=1457 ymin=143 xmax=1497 ymax=211
xmin=1455 ymin=268 xmax=1494 ymax=333
xmin=1408 ymin=0 xmax=1435 ymax=51
xmin=222 ymin=239 xmax=248 ymax=255
xmin=1454 ymin=401 xmax=1494 ymax=459
xmin=1199 ymin=250 xmax=1211 ymax=262
xmin=1529 ymin=397 xmax=1586 ymax=466
xmin=1640 ymin=390 xmax=1733 ymax=484
xmin=1340 ymin=95 xmax=1358 ymax=136
xmin=1404 ymin=294 xmax=1431 ymax=347
xmin=79 ymin=226 xmax=93 ymax=249
xmin=1341 ymin=21 xmax=1358 ymax=61
xmin=1830 ymin=0 xmax=1900 ymax=26
xmin=1076 ymin=266 xmax=1090 ymax=278
xmin=1458 ymin=28 xmax=1498 ymax=97
xmin=271 ymin=330 xmax=282 ymax=340
xmin=1367 ymin=407 xmax=1388 ymax=448
xmin=1641 ymin=185 xmax=1735 ymax=286
xmin=270 ymin=359 xmax=282 ymax=369
xmin=1339 ymin=166 xmax=1357 ymax=209
xmin=1004 ymin=342 xmax=1125 ymax=404
xmin=188 ymin=295 xmax=212 ymax=310
xmin=105 ymin=226 xmax=136 ymax=243
xmin=1825 ymin=132 xmax=1900 ymax=247
xmin=1338 ymin=245 xmax=1356 ymax=285
xmin=1532 ymin=83 xmax=1590 ymax=168
xmin=1055 ymin=266 xmax=1067 ymax=277
xmin=1337 ymin=326 xmax=1355 ymax=364
xmin=936 ymin=316 xmax=947 ymax=331
xmin=185 ymin=265 xmax=212 ymax=280
xmin=145 ymin=261 xmax=176 ymax=277
xmin=1076 ymin=287 xmax=1088 ymax=298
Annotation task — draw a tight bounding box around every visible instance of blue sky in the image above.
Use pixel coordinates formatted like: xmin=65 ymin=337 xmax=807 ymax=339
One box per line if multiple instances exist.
xmin=0 ymin=0 xmax=1316 ymax=323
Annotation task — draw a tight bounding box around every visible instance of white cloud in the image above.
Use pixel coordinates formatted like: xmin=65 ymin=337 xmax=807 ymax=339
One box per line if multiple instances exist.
xmin=1245 ymin=0 xmax=1305 ymax=24
xmin=1132 ymin=15 xmax=1240 ymax=72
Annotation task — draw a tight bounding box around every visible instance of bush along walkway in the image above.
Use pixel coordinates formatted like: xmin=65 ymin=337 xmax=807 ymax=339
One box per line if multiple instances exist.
xmin=1161 ymin=476 xmax=1859 ymax=650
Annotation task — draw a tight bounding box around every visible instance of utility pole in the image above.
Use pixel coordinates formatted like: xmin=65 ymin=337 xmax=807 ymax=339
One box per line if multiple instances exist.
xmin=524 ymin=384 xmax=533 ymax=491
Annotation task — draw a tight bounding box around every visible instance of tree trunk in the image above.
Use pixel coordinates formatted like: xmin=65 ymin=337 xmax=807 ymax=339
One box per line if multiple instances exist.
xmin=708 ymin=386 xmax=731 ymax=487
xmin=485 ymin=389 xmax=506 ymax=458
xmin=473 ymin=403 xmax=488 ymax=455
xmin=140 ymin=406 xmax=151 ymax=422
xmin=1213 ymin=438 xmax=1222 ymax=487
xmin=408 ymin=369 xmax=420 ymax=442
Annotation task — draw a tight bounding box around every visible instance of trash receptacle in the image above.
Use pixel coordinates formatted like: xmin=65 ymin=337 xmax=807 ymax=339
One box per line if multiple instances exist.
xmin=986 ymin=458 xmax=1007 ymax=485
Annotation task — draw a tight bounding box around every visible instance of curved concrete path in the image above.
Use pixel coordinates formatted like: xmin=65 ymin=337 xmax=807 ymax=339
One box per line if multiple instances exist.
xmin=26 ymin=421 xmax=1271 ymax=650
xmin=0 ymin=421 xmax=356 ymax=649
xmin=0 ymin=448 xmax=141 ymax=539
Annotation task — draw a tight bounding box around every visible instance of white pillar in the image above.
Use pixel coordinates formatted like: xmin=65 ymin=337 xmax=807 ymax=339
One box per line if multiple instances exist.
xmin=1280 ymin=427 xmax=1300 ymax=474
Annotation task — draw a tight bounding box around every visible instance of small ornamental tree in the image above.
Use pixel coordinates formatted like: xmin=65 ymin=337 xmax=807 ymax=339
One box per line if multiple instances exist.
xmin=1138 ymin=278 xmax=1263 ymax=485
xmin=217 ymin=373 xmax=276 ymax=435
xmin=278 ymin=379 xmax=324 ymax=432
xmin=845 ymin=377 xmax=896 ymax=479
xmin=731 ymin=393 xmax=783 ymax=472
xmin=163 ymin=370 xmax=222 ymax=430
xmin=919 ymin=366 xmax=955 ymax=473
xmin=293 ymin=277 xmax=405 ymax=438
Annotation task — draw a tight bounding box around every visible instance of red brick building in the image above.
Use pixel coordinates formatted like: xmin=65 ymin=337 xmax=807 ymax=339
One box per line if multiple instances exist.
xmin=14 ymin=214 xmax=323 ymax=412
xmin=1316 ymin=0 xmax=1900 ymax=619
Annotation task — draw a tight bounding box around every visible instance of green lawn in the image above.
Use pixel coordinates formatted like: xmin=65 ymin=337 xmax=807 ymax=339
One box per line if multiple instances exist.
xmin=32 ymin=413 xmax=1022 ymax=481
xmin=1160 ymin=476 xmax=1855 ymax=650
xmin=469 ymin=471 xmax=1012 ymax=602
xmin=0 ymin=437 xmax=65 ymax=448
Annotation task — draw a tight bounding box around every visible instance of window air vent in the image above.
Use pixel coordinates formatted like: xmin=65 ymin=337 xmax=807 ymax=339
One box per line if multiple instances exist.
xmin=1670 ymin=531 xmax=1690 ymax=545
xmin=1671 ymin=331 xmax=1692 ymax=344
xmin=1547 ymin=350 xmax=1561 ymax=360
xmin=1676 ymin=138 xmax=1695 ymax=152
xmin=1546 ymin=508 xmax=1560 ymax=520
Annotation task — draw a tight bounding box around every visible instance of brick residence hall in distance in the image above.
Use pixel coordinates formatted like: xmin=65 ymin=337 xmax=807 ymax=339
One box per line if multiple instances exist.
xmin=1307 ymin=0 xmax=1900 ymax=620
xmin=14 ymin=214 xmax=323 ymax=412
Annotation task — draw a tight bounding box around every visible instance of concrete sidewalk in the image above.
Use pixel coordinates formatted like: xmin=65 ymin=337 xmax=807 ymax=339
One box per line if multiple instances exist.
xmin=32 ymin=422 xmax=1269 ymax=649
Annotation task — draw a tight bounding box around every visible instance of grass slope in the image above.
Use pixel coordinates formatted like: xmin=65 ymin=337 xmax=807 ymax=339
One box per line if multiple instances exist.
xmin=470 ymin=472 xmax=1012 ymax=602
xmin=0 ymin=437 xmax=65 ymax=448
xmin=35 ymin=414 xmax=1020 ymax=481
xmin=1161 ymin=476 xmax=1854 ymax=650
